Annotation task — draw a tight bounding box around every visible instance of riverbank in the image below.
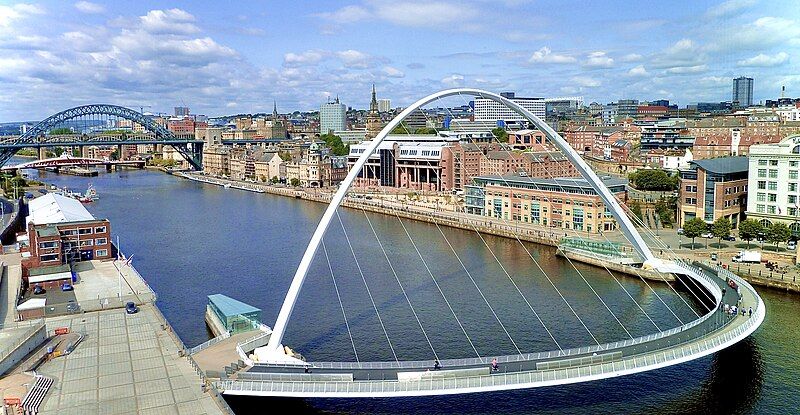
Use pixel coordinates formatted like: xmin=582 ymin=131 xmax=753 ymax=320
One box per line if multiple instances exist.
xmin=176 ymin=172 xmax=800 ymax=294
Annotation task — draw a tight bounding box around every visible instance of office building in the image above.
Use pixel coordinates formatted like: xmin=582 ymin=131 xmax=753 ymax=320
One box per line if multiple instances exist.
xmin=378 ymin=99 xmax=391 ymax=113
xmin=733 ymin=76 xmax=754 ymax=107
xmin=678 ymin=157 xmax=748 ymax=227
xmin=320 ymin=97 xmax=347 ymax=134
xmin=474 ymin=92 xmax=545 ymax=123
xmin=746 ymin=135 xmax=800 ymax=234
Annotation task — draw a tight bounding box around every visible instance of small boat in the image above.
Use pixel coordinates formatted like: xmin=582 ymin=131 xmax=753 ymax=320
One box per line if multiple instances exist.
xmin=223 ymin=183 xmax=231 ymax=189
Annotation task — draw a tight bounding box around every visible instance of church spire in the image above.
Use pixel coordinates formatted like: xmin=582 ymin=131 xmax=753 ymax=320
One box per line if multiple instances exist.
xmin=272 ymin=100 xmax=278 ymax=119
xmin=370 ymin=84 xmax=378 ymax=113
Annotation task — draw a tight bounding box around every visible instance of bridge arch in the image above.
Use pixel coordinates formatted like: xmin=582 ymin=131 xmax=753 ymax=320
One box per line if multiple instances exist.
xmin=3 ymin=104 xmax=203 ymax=170
xmin=265 ymin=88 xmax=659 ymax=355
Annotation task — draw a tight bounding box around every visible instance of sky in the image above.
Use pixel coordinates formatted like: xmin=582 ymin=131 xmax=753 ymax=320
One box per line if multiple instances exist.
xmin=0 ymin=0 xmax=798 ymax=120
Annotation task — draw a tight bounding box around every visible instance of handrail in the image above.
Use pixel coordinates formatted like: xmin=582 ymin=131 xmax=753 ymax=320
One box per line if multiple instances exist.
xmin=188 ymin=331 xmax=231 ymax=355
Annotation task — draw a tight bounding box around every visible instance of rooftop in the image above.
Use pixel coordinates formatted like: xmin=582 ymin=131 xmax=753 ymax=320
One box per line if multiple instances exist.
xmin=208 ymin=294 xmax=261 ymax=317
xmin=475 ymin=174 xmax=628 ymax=188
xmin=27 ymin=193 xmax=95 ymax=226
xmin=690 ymin=156 xmax=749 ymax=174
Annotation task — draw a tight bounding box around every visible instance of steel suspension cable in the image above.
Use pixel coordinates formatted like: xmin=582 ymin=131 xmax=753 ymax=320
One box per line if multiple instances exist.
xmin=335 ymin=210 xmax=399 ymax=362
xmin=321 ymin=238 xmax=359 ymax=362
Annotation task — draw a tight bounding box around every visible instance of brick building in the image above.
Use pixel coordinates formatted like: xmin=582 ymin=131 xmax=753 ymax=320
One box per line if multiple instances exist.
xmin=678 ymin=157 xmax=748 ymax=228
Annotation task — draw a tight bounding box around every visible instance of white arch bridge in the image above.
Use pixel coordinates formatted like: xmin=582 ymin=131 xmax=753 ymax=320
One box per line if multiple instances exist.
xmin=202 ymin=88 xmax=764 ymax=398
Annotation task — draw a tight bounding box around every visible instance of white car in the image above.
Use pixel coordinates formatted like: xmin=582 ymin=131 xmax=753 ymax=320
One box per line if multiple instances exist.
xmin=702 ymin=232 xmax=714 ymax=238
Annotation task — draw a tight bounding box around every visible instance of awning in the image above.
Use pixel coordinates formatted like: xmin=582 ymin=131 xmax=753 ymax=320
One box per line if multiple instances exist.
xmin=28 ymin=271 xmax=71 ymax=284
xmin=17 ymin=298 xmax=46 ymax=311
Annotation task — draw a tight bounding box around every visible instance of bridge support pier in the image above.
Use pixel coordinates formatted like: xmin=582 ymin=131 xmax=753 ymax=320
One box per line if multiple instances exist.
xmin=38 ymin=147 xmax=47 ymax=160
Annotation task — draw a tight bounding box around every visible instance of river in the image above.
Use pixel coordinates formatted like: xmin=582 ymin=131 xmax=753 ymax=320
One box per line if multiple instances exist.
xmin=23 ymin=166 xmax=800 ymax=414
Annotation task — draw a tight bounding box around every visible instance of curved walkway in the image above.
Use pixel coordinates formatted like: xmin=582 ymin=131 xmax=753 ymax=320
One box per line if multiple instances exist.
xmin=217 ymin=262 xmax=764 ymax=398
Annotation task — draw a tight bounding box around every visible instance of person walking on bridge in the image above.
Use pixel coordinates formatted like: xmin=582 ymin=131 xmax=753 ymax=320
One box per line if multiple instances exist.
xmin=491 ymin=358 xmax=499 ymax=372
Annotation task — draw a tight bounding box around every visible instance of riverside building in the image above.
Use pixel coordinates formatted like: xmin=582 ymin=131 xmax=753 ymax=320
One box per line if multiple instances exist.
xmin=746 ymin=135 xmax=800 ymax=234
xmin=464 ymin=174 xmax=626 ymax=234
xmin=678 ymin=156 xmax=748 ymax=228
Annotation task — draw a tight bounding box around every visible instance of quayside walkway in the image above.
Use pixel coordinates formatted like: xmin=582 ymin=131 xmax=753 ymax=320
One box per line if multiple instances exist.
xmin=214 ymin=262 xmax=763 ymax=398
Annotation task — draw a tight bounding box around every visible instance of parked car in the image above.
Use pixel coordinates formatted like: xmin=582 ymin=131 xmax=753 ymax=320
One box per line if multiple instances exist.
xmin=65 ymin=301 xmax=79 ymax=312
xmin=60 ymin=282 xmax=73 ymax=291
xmin=789 ymin=241 xmax=797 ymax=250
xmin=702 ymin=232 xmax=714 ymax=239
xmin=724 ymin=235 xmax=736 ymax=241
xmin=33 ymin=285 xmax=45 ymax=295
xmin=677 ymin=228 xmax=684 ymax=235
xmin=711 ymin=253 xmax=718 ymax=261
xmin=125 ymin=302 xmax=138 ymax=314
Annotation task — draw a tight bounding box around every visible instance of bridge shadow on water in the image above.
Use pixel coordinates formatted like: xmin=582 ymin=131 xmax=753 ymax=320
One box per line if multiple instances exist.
xmin=223 ymin=336 xmax=763 ymax=415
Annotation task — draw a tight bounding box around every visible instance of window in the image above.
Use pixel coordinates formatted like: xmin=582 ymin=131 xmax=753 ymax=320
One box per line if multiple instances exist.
xmin=790 ymin=195 xmax=798 ymax=204
xmin=768 ymin=206 xmax=776 ymax=214
xmin=791 ymin=161 xmax=799 ymax=167
xmin=791 ymin=170 xmax=799 ymax=180
xmin=757 ymin=168 xmax=767 ymax=178
xmin=756 ymin=204 xmax=765 ymax=213
xmin=769 ymin=169 xmax=778 ymax=178
xmin=40 ymin=254 xmax=59 ymax=262
xmin=757 ymin=193 xmax=766 ymax=202
xmin=95 ymin=249 xmax=108 ymax=257
xmin=758 ymin=159 xmax=767 ymax=166
xmin=791 ymin=183 xmax=798 ymax=192
xmin=60 ymin=229 xmax=77 ymax=236
xmin=95 ymin=238 xmax=107 ymax=245
xmin=94 ymin=226 xmax=107 ymax=233
xmin=79 ymin=240 xmax=93 ymax=247
xmin=757 ymin=181 xmax=766 ymax=190
xmin=770 ymin=159 xmax=779 ymax=166
xmin=768 ymin=194 xmax=777 ymax=202
xmin=38 ymin=241 xmax=58 ymax=249
xmin=78 ymin=228 xmax=93 ymax=235
xmin=768 ymin=182 xmax=778 ymax=191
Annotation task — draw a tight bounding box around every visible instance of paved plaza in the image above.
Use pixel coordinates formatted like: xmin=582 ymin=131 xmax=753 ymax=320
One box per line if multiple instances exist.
xmin=34 ymin=305 xmax=225 ymax=415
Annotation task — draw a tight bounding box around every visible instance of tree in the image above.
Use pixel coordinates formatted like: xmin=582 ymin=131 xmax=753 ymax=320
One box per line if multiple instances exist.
xmin=319 ymin=133 xmax=349 ymax=156
xmin=683 ymin=217 xmax=707 ymax=250
xmin=738 ymin=219 xmax=763 ymax=248
xmin=391 ymin=122 xmax=412 ymax=134
xmin=655 ymin=197 xmax=675 ymax=227
xmin=711 ymin=217 xmax=731 ymax=247
xmin=290 ymin=178 xmax=300 ymax=187
xmin=270 ymin=176 xmax=279 ymax=184
xmin=629 ymin=200 xmax=643 ymax=221
xmin=491 ymin=127 xmax=508 ymax=143
xmin=414 ymin=127 xmax=438 ymax=135
xmin=259 ymin=175 xmax=267 ymax=183
xmin=628 ymin=169 xmax=678 ymax=191
xmin=50 ymin=127 xmax=73 ymax=135
xmin=767 ymin=222 xmax=791 ymax=249
xmin=278 ymin=151 xmax=292 ymax=162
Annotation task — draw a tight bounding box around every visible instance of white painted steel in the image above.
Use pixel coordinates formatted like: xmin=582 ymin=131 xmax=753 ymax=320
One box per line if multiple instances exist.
xmin=266 ymin=88 xmax=669 ymax=355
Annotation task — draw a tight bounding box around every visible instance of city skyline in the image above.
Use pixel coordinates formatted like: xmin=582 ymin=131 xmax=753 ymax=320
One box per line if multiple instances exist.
xmin=0 ymin=0 xmax=798 ymax=120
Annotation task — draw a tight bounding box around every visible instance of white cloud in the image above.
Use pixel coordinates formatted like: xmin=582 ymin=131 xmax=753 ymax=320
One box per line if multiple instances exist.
xmin=737 ymin=52 xmax=789 ymax=67
xmin=621 ymin=53 xmax=642 ymax=62
xmin=666 ymin=65 xmax=708 ymax=74
xmin=583 ymin=51 xmax=613 ymax=68
xmin=650 ymin=38 xmax=706 ymax=70
xmin=74 ymin=1 xmax=104 ymax=14
xmin=705 ymin=0 xmax=756 ymax=19
xmin=710 ymin=17 xmax=800 ymax=52
xmin=528 ymin=47 xmax=576 ymax=64
xmin=374 ymin=1 xmax=479 ymax=28
xmin=627 ymin=65 xmax=648 ymax=77
xmin=382 ymin=66 xmax=404 ymax=78
xmin=441 ymin=73 xmax=465 ymax=87
xmin=336 ymin=49 xmax=371 ymax=68
xmin=316 ymin=5 xmax=370 ymax=23
xmin=283 ymin=50 xmax=326 ymax=67
xmin=0 ymin=3 xmax=44 ymax=27
xmin=140 ymin=9 xmax=199 ymax=35
xmin=571 ymin=76 xmax=600 ymax=87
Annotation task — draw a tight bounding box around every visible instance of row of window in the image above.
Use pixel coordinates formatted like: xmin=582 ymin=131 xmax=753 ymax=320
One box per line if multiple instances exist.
xmin=757 ymin=159 xmax=800 ymax=167
xmin=59 ymin=226 xmax=107 ymax=236
xmin=39 ymin=238 xmax=108 ymax=250
xmin=757 ymin=169 xmax=798 ymax=179
xmin=40 ymin=249 xmax=108 ymax=263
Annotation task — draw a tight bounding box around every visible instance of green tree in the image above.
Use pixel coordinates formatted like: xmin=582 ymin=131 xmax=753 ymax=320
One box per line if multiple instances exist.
xmin=270 ymin=176 xmax=279 ymax=184
xmin=491 ymin=127 xmax=508 ymax=143
xmin=290 ymin=178 xmax=300 ymax=187
xmin=628 ymin=169 xmax=677 ymax=191
xmin=319 ymin=133 xmax=349 ymax=156
xmin=259 ymin=175 xmax=267 ymax=183
xmin=711 ymin=217 xmax=731 ymax=247
xmin=683 ymin=217 xmax=707 ymax=250
xmin=738 ymin=219 xmax=763 ymax=248
xmin=390 ymin=122 xmax=412 ymax=134
xmin=50 ymin=127 xmax=73 ymax=135
xmin=278 ymin=151 xmax=292 ymax=162
xmin=767 ymin=222 xmax=791 ymax=249
xmin=413 ymin=127 xmax=438 ymax=135
xmin=629 ymin=200 xmax=643 ymax=221
xmin=655 ymin=197 xmax=675 ymax=227
xmin=54 ymin=147 xmax=65 ymax=157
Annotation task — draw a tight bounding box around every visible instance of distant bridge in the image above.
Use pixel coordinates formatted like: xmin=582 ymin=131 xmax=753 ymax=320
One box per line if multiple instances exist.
xmin=2 ymin=104 xmax=203 ymax=170
xmin=2 ymin=155 xmax=145 ymax=172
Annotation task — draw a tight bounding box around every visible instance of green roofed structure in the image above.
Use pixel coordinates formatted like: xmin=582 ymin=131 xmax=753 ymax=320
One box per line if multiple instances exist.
xmin=207 ymin=294 xmax=262 ymax=335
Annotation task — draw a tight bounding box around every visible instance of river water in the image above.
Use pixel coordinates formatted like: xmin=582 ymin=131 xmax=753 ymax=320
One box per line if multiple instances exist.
xmin=24 ymin=166 xmax=800 ymax=414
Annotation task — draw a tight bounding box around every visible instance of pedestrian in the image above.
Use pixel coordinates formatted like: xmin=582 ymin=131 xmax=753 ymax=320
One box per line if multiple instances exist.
xmin=749 ymin=307 xmax=752 ymax=317
xmin=491 ymin=358 xmax=499 ymax=372
xmin=433 ymin=359 xmax=441 ymax=370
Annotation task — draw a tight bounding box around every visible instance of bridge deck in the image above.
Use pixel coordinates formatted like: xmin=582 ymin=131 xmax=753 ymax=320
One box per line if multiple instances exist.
xmin=216 ymin=263 xmax=764 ymax=397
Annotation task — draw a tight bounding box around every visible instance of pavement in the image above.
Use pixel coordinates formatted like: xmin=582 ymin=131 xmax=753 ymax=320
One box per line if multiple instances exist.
xmin=34 ymin=304 xmax=225 ymax=415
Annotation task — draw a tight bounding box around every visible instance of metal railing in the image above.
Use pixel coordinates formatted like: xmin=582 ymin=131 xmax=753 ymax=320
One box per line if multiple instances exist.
xmin=189 ymin=332 xmax=231 ymax=355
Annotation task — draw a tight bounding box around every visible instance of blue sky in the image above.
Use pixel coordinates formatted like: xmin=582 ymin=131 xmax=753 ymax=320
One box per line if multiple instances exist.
xmin=0 ymin=0 xmax=798 ymax=120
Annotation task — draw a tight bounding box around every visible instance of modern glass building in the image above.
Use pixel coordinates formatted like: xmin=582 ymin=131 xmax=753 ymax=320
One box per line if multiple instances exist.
xmin=207 ymin=294 xmax=262 ymax=334
xmin=733 ymin=76 xmax=754 ymax=107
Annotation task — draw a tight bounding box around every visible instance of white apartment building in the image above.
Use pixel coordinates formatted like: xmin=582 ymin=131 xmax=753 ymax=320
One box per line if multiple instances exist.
xmin=747 ymin=134 xmax=800 ymax=234
xmin=320 ymin=98 xmax=347 ymax=134
xmin=377 ymin=99 xmax=391 ymax=113
xmin=474 ymin=92 xmax=545 ymax=123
